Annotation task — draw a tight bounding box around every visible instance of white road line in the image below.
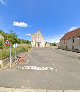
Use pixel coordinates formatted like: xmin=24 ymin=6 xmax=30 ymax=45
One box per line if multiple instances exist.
xmin=22 ymin=67 xmax=24 ymax=70
xmin=26 ymin=60 xmax=30 ymax=64
xmin=24 ymin=66 xmax=30 ymax=69
xmin=17 ymin=66 xmax=54 ymax=71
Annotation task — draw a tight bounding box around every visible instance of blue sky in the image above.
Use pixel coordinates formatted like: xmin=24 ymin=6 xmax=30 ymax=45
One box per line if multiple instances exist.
xmin=0 ymin=0 xmax=80 ymax=42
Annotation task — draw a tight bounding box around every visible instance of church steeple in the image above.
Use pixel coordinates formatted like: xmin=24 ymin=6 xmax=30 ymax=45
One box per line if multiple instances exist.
xmin=37 ymin=29 xmax=41 ymax=34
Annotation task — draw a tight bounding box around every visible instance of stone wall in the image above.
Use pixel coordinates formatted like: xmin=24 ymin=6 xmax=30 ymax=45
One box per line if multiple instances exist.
xmin=60 ymin=37 xmax=80 ymax=51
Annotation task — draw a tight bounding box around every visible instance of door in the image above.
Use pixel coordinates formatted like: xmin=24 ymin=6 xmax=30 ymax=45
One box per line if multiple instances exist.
xmin=72 ymin=46 xmax=74 ymax=50
xmin=38 ymin=43 xmax=40 ymax=47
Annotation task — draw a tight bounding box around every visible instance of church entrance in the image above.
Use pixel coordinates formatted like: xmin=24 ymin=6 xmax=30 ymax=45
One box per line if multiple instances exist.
xmin=36 ymin=42 xmax=41 ymax=47
xmin=38 ymin=43 xmax=40 ymax=47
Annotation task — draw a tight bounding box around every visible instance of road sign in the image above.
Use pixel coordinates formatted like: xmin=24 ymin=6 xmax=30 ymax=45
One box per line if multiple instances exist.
xmin=13 ymin=43 xmax=18 ymax=48
xmin=5 ymin=40 xmax=10 ymax=46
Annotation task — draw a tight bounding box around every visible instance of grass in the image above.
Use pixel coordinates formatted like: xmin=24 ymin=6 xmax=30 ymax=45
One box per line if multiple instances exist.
xmin=0 ymin=44 xmax=32 ymax=60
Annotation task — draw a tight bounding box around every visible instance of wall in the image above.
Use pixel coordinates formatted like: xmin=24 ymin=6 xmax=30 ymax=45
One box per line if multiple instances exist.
xmin=60 ymin=37 xmax=80 ymax=51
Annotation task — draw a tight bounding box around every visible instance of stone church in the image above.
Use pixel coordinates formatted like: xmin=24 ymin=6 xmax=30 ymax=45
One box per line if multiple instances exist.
xmin=31 ymin=30 xmax=45 ymax=47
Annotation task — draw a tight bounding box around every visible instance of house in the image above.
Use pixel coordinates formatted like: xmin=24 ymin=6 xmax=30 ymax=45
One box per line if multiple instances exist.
xmin=45 ymin=42 xmax=51 ymax=47
xmin=31 ymin=30 xmax=45 ymax=47
xmin=60 ymin=28 xmax=80 ymax=52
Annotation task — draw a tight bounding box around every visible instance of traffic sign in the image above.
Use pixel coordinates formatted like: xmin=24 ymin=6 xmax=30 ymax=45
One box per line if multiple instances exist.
xmin=13 ymin=43 xmax=18 ymax=48
xmin=5 ymin=40 xmax=10 ymax=46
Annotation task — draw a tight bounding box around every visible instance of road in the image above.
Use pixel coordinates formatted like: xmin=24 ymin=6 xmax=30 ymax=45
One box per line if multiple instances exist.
xmin=0 ymin=48 xmax=80 ymax=90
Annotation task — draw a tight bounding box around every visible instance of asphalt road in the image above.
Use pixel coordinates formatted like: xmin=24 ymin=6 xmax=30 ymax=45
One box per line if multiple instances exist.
xmin=0 ymin=48 xmax=80 ymax=90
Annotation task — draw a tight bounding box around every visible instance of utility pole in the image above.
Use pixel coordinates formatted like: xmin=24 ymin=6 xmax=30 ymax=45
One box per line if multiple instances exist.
xmin=15 ymin=46 xmax=16 ymax=62
xmin=13 ymin=43 xmax=18 ymax=62
xmin=10 ymin=43 xmax=12 ymax=67
xmin=1 ymin=39 xmax=4 ymax=69
xmin=1 ymin=45 xmax=3 ymax=69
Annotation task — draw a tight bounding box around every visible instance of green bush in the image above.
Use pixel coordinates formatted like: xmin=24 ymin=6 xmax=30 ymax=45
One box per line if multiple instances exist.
xmin=0 ymin=45 xmax=32 ymax=60
xmin=0 ymin=41 xmax=4 ymax=49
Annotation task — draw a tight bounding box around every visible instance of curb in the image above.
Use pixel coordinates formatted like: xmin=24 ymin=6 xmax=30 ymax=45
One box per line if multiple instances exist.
xmin=0 ymin=87 xmax=79 ymax=92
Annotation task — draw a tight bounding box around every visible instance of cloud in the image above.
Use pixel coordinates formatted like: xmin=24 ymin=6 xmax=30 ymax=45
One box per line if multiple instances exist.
xmin=68 ymin=26 xmax=78 ymax=32
xmin=26 ymin=34 xmax=32 ymax=36
xmin=13 ymin=21 xmax=30 ymax=28
xmin=0 ymin=0 xmax=7 ymax=5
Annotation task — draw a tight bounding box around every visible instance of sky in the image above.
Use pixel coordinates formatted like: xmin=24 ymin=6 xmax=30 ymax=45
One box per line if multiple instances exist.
xmin=0 ymin=0 xmax=80 ymax=43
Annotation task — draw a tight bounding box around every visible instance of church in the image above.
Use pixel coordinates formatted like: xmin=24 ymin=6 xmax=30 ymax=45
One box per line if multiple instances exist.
xmin=31 ymin=30 xmax=45 ymax=47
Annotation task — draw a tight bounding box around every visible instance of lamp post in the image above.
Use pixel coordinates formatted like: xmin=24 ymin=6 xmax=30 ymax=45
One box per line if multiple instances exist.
xmin=10 ymin=43 xmax=12 ymax=67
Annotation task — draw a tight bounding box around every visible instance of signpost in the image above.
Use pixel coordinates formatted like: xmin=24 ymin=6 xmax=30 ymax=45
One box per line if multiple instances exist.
xmin=13 ymin=43 xmax=18 ymax=62
xmin=5 ymin=40 xmax=12 ymax=67
xmin=10 ymin=43 xmax=12 ymax=67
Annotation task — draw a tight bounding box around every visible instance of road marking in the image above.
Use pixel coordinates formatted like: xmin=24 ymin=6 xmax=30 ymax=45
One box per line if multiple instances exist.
xmin=16 ymin=66 xmax=54 ymax=71
xmin=26 ymin=60 xmax=30 ymax=64
xmin=22 ymin=67 xmax=24 ymax=70
xmin=24 ymin=66 xmax=30 ymax=69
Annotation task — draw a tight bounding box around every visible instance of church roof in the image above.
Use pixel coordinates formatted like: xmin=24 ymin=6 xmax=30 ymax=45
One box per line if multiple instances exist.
xmin=37 ymin=30 xmax=44 ymax=39
xmin=32 ymin=30 xmax=45 ymax=40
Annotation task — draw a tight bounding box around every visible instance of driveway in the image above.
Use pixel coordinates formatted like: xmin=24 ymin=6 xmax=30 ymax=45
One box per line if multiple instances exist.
xmin=0 ymin=48 xmax=80 ymax=90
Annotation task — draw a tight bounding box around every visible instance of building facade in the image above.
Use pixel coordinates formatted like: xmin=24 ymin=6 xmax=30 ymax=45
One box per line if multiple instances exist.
xmin=60 ymin=28 xmax=80 ymax=52
xmin=45 ymin=42 xmax=51 ymax=47
xmin=31 ymin=30 xmax=45 ymax=47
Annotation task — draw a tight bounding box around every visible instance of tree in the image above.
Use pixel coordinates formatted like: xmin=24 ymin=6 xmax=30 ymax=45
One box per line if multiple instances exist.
xmin=0 ymin=40 xmax=4 ymax=49
xmin=0 ymin=30 xmax=31 ymax=45
xmin=50 ymin=42 xmax=57 ymax=46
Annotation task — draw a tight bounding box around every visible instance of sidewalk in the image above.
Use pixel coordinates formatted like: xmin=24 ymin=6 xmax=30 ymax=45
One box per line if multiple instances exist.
xmin=51 ymin=47 xmax=80 ymax=59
